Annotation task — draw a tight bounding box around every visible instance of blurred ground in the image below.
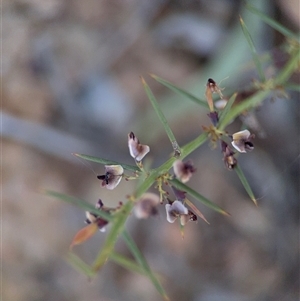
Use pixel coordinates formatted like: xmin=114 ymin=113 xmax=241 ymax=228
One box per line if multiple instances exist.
xmin=2 ymin=1 xmax=300 ymax=301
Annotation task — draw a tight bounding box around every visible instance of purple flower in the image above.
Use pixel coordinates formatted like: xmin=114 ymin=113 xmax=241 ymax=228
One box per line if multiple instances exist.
xmin=97 ymin=165 xmax=124 ymax=190
xmin=231 ymin=130 xmax=254 ymax=153
xmin=173 ymin=160 xmax=196 ymax=183
xmin=85 ymin=200 xmax=108 ymax=232
xmin=165 ymin=200 xmax=188 ymax=224
xmin=165 ymin=200 xmax=197 ymax=226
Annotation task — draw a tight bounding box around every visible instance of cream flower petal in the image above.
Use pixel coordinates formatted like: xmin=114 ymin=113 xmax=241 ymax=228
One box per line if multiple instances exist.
xmin=180 ymin=214 xmax=190 ymax=226
xmin=165 ymin=204 xmax=177 ymax=223
xmin=135 ymin=145 xmax=150 ymax=161
xmin=128 ymin=132 xmax=150 ymax=161
xmin=105 ymin=175 xmax=122 ymax=190
xmin=165 ymin=200 xmax=188 ymax=223
xmin=173 ymin=160 xmax=196 ymax=183
xmin=231 ymin=130 xmax=254 ymax=153
xmin=105 ymin=165 xmax=124 ymax=175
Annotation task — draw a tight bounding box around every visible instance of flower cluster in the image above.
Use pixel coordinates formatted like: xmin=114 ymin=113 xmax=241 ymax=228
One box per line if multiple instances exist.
xmin=71 ymin=78 xmax=256 ymax=248
xmin=71 ymin=131 xmax=201 ymax=248
xmin=204 ymin=78 xmax=255 ymax=170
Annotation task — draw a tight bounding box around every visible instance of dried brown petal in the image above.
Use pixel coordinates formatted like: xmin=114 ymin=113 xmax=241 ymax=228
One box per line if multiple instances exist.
xmin=69 ymin=223 xmax=98 ymax=249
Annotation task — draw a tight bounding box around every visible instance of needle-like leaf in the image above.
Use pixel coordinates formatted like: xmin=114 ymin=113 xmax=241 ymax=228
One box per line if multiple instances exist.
xmin=170 ymin=179 xmax=230 ymax=216
xmin=239 ymin=16 xmax=265 ymax=82
xmin=44 ymin=190 xmax=112 ymax=221
xmin=73 ymin=153 xmax=140 ymax=172
xmin=109 ymin=251 xmax=146 ymax=275
xmin=218 ymin=93 xmax=237 ymax=130
xmin=150 ymin=74 xmax=208 ymax=108
xmin=246 ymin=3 xmax=299 ymax=42
xmin=141 ymin=77 xmax=181 ymax=157
xmin=122 ymin=231 xmax=169 ymax=301
xmin=66 ymin=252 xmax=96 ymax=278
xmin=234 ymin=164 xmax=257 ymax=206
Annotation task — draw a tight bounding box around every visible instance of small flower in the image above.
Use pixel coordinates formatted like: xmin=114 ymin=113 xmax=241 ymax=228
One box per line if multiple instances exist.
xmin=134 ymin=193 xmax=160 ymax=219
xmin=128 ymin=132 xmax=150 ymax=161
xmin=165 ymin=200 xmax=188 ymax=224
xmin=231 ymin=130 xmax=254 ymax=153
xmin=221 ymin=141 xmax=237 ymax=170
xmin=97 ymin=165 xmax=124 ymax=190
xmin=173 ymin=160 xmax=196 ymax=183
xmin=85 ymin=199 xmax=109 ymax=232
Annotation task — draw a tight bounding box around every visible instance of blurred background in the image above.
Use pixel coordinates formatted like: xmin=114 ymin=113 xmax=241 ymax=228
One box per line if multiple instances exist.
xmin=3 ymin=0 xmax=299 ymax=300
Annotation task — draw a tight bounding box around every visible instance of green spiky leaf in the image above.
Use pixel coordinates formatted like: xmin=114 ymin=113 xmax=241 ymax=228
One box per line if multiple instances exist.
xmin=234 ymin=164 xmax=257 ymax=206
xmin=122 ymin=231 xmax=169 ymax=301
xmin=170 ymin=179 xmax=230 ymax=216
xmin=150 ymin=74 xmax=208 ymax=108
xmin=239 ymin=16 xmax=265 ymax=82
xmin=141 ymin=77 xmax=181 ymax=157
xmin=73 ymin=153 xmax=140 ymax=172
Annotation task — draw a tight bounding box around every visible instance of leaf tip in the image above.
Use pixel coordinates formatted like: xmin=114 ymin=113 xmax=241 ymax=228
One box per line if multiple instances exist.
xmin=140 ymin=76 xmax=146 ymax=85
xmin=222 ymin=210 xmax=231 ymax=217
xmin=163 ymin=294 xmax=171 ymax=301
